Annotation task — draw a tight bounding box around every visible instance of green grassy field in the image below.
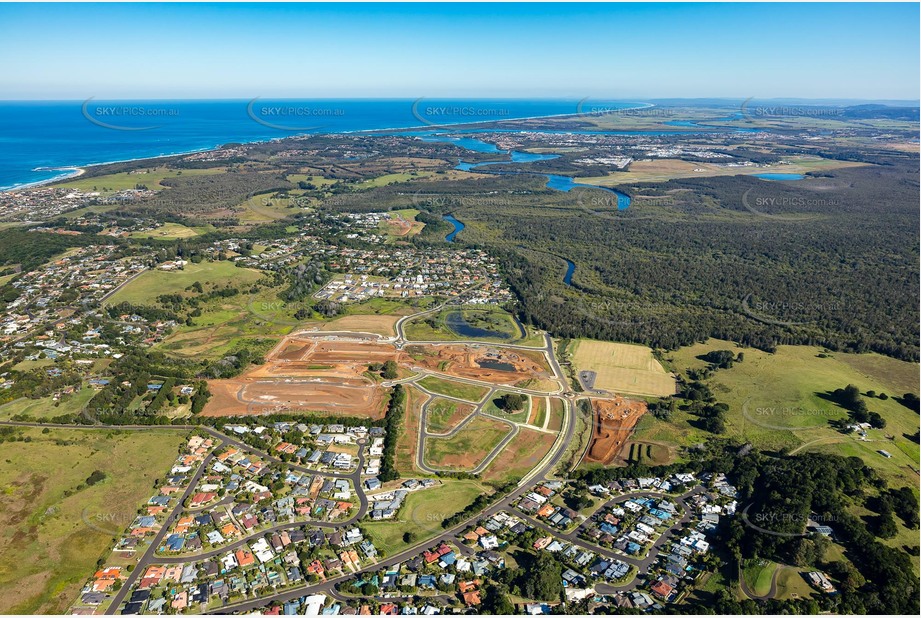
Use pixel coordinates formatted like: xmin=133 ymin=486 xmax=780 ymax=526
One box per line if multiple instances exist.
xmin=0 ymin=387 xmax=98 ymax=421
xmin=285 ymin=174 xmax=338 ymax=188
xmin=482 ymin=390 xmax=531 ymax=424
xmin=10 ymin=358 xmax=55 ymax=372
xmin=0 ymin=427 xmax=184 ymax=614
xmin=423 ymin=416 xmax=511 ymax=471
xmin=424 ymin=397 xmax=475 ymax=434
xmin=0 ymin=271 xmax=18 ymax=287
xmin=127 ymin=222 xmax=213 ymax=239
xmin=481 ymin=427 xmax=558 ymax=485
xmin=416 ymin=376 xmax=489 ymax=403
xmin=358 ymin=171 xmax=433 ymax=188
xmin=363 ymin=479 xmax=485 ymax=556
xmin=105 ymin=260 xmax=263 ymax=307
xmin=774 ymin=566 xmax=816 ymax=601
xmin=55 ymin=166 xmax=223 ymax=195
xmin=532 ymin=397 xmax=548 ymax=428
xmin=646 ymin=340 xmax=921 ymax=487
xmin=741 ymin=559 xmax=778 ymax=597
xmin=237 ymin=192 xmax=310 ymax=223
xmin=106 ymin=260 xmax=292 ymax=360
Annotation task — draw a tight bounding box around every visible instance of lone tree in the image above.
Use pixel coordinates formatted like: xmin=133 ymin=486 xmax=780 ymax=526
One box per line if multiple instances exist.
xmin=499 ymin=393 xmax=525 ymax=412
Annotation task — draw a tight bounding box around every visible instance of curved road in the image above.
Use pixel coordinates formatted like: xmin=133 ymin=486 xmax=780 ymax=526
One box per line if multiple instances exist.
xmin=3 ymin=306 xmax=590 ymax=614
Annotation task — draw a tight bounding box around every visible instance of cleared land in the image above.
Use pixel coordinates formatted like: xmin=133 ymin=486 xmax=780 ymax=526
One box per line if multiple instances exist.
xmin=618 ymin=439 xmax=676 ymax=466
xmin=482 ymin=427 xmax=558 ymax=484
xmin=405 ymin=343 xmax=552 ymax=385
xmin=416 ymin=376 xmax=489 ymax=403
xmin=380 ymin=209 xmax=426 ymax=239
xmin=301 ymin=314 xmax=401 ymax=338
xmin=0 ymin=427 xmax=184 ymax=614
xmin=363 ymin=479 xmax=485 ymax=555
xmin=425 ymin=398 xmax=476 ymax=434
xmin=530 ymin=397 xmax=548 ymax=428
xmin=423 ymin=416 xmax=511 ymax=471
xmin=104 ymin=260 xmax=263 ymax=307
xmin=0 ymin=387 xmax=97 ymax=421
xmin=571 ymin=339 xmax=676 ymax=397
xmin=579 ymin=156 xmax=866 ymax=187
xmin=56 ymin=166 xmax=224 ymax=195
xmin=127 ymin=222 xmax=212 ymax=239
xmin=394 ymin=386 xmax=425 ymax=475
xmin=584 ymin=397 xmax=648 ymax=465
xmin=646 ymin=339 xmax=920 ymax=487
xmin=202 ymin=329 xmax=554 ymax=419
xmin=203 ymin=336 xmax=394 ymax=419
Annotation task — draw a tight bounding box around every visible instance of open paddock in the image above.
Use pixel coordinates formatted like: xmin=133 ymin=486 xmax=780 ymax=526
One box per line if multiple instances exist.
xmin=423 ymin=416 xmax=512 ymax=471
xmin=571 ymin=339 xmax=676 ymax=397
xmin=300 ymin=314 xmax=401 ymax=337
xmin=425 ymin=397 xmax=476 ymax=434
xmin=482 ymin=427 xmax=558 ymax=484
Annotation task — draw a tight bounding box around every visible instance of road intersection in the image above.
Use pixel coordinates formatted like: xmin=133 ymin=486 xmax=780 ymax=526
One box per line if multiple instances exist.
xmin=0 ymin=302 xmax=645 ymax=615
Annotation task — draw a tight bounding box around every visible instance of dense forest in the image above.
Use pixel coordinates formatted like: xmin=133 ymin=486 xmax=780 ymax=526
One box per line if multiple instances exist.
xmin=338 ymin=157 xmax=919 ymax=361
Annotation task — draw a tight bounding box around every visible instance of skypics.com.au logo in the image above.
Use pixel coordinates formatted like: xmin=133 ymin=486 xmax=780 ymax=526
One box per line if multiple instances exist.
xmin=575 ymin=98 xmax=672 ymax=120
xmin=247 ymin=98 xmax=344 ymax=131
xmin=411 ymin=99 xmax=512 ymax=128
xmin=740 ymin=97 xmax=844 ymax=127
xmin=82 ymin=97 xmax=180 ymax=131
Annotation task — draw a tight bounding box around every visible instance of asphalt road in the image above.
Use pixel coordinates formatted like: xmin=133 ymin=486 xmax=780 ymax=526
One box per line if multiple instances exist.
xmin=1 ymin=310 xmax=593 ymax=614
xmin=203 ymin=395 xmax=577 ymax=614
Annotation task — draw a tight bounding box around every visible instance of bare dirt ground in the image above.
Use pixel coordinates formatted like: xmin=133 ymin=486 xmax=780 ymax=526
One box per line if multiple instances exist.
xmin=204 ymin=334 xmax=552 ymax=419
xmin=203 ymin=377 xmax=388 ymax=419
xmin=302 ymin=314 xmax=402 ymax=337
xmin=395 ymin=386 xmax=425 ymax=473
xmin=404 ymin=343 xmax=551 ymax=384
xmin=203 ymin=334 xmax=396 ymax=419
xmin=584 ymin=397 xmax=648 ymax=465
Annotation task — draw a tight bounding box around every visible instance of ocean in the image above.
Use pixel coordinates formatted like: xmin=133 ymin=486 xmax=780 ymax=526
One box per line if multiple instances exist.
xmin=0 ymin=99 xmax=639 ymax=190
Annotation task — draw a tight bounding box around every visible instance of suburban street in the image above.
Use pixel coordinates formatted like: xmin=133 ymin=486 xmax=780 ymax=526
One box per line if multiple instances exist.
xmin=0 ymin=306 xmax=629 ymax=615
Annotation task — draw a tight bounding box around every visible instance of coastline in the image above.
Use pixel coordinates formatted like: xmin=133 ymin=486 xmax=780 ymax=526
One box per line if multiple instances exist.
xmin=2 ymin=102 xmax=656 ymax=193
xmin=0 ymin=145 xmax=226 ymax=193
xmin=9 ymin=166 xmax=86 ymax=191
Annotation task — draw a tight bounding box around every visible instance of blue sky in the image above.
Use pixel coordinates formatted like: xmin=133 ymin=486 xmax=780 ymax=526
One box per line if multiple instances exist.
xmin=1 ymin=2 xmax=918 ymax=100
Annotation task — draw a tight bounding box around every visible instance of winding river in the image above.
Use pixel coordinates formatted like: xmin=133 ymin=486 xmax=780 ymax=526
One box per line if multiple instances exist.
xmin=563 ymin=258 xmax=576 ymax=286
xmin=425 ymin=132 xmax=633 ymax=242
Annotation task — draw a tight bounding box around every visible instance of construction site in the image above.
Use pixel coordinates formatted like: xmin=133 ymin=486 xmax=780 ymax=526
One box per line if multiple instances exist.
xmin=403 ymin=343 xmax=552 ymax=385
xmin=583 ymin=396 xmax=648 ymax=465
xmin=202 ymin=332 xmax=552 ymax=418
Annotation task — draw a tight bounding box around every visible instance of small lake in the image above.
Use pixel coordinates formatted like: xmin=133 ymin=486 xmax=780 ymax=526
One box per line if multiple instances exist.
xmin=754 ymin=173 xmax=804 ymax=181
xmin=443 ymin=214 xmax=465 ymax=242
xmin=477 ymin=359 xmax=517 ymax=372
xmin=421 ymin=134 xmax=633 ymax=216
xmin=563 ymin=259 xmax=576 ymax=286
xmin=445 ymin=311 xmax=511 ymax=340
